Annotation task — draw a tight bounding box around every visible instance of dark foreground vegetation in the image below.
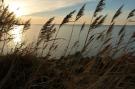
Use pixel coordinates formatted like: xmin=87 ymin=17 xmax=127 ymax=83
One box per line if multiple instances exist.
xmin=0 ymin=53 xmax=135 ymax=89
xmin=0 ymin=0 xmax=135 ymax=89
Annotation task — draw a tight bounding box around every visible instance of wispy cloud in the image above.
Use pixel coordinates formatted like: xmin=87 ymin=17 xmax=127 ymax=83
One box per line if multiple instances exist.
xmin=5 ymin=0 xmax=93 ymax=15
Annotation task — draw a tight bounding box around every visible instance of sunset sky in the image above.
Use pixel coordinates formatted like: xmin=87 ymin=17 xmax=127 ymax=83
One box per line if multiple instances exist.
xmin=4 ymin=0 xmax=135 ymax=25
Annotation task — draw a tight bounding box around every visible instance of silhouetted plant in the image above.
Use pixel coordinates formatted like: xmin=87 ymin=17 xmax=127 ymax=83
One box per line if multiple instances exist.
xmin=127 ymin=9 xmax=135 ymax=19
xmin=0 ymin=5 xmax=18 ymax=54
xmin=83 ymin=0 xmax=106 ymax=52
xmin=37 ymin=17 xmax=56 ymax=56
xmin=64 ymin=4 xmax=86 ymax=57
xmin=44 ymin=10 xmax=76 ymax=58
xmin=111 ymin=5 xmax=124 ymax=23
xmin=69 ymin=22 xmax=86 ymax=55
xmin=60 ymin=10 xmax=76 ymax=28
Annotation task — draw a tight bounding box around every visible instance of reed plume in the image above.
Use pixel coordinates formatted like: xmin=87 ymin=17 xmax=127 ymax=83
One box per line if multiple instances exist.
xmin=104 ymin=5 xmax=123 ymax=43
xmin=91 ymin=15 xmax=107 ymax=29
xmin=75 ymin=4 xmax=86 ymax=21
xmin=94 ymin=0 xmax=105 ymax=17
xmin=111 ymin=5 xmax=124 ymax=23
xmin=96 ymin=15 xmax=107 ymax=26
xmin=39 ymin=17 xmax=55 ymax=41
xmin=127 ymin=9 xmax=135 ymax=19
xmin=90 ymin=15 xmax=103 ymax=29
xmin=59 ymin=10 xmax=76 ymax=28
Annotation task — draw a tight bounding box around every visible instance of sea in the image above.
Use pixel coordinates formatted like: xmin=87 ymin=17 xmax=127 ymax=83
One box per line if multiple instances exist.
xmin=1 ymin=24 xmax=135 ymax=58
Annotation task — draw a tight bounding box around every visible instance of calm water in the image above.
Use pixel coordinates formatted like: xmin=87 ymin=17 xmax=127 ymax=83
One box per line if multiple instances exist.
xmin=1 ymin=24 xmax=135 ymax=58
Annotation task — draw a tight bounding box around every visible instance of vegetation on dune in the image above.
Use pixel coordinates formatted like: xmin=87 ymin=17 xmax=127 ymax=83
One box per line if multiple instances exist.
xmin=0 ymin=0 xmax=135 ymax=89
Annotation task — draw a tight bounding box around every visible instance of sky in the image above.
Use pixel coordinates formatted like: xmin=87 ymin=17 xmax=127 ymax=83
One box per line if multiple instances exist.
xmin=4 ymin=0 xmax=135 ymax=25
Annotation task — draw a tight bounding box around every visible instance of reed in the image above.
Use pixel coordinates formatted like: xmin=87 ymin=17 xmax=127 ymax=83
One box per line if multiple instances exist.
xmin=64 ymin=21 xmax=75 ymax=56
xmin=0 ymin=5 xmax=17 ymax=54
xmin=82 ymin=15 xmax=107 ymax=53
xmin=64 ymin=4 xmax=86 ymax=57
xmin=69 ymin=22 xmax=85 ymax=55
xmin=44 ymin=10 xmax=75 ymax=58
xmin=127 ymin=9 xmax=135 ymax=19
xmin=76 ymin=22 xmax=85 ymax=52
xmin=98 ymin=5 xmax=124 ymax=57
xmin=83 ymin=0 xmax=106 ymax=52
xmin=109 ymin=7 xmax=135 ymax=57
xmin=111 ymin=5 xmax=124 ymax=23
xmin=38 ymin=17 xmax=56 ymax=57
xmin=0 ymin=3 xmax=31 ymax=55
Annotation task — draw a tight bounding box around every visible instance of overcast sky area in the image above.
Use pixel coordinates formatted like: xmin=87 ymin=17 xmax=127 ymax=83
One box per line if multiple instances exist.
xmin=5 ymin=0 xmax=135 ymax=24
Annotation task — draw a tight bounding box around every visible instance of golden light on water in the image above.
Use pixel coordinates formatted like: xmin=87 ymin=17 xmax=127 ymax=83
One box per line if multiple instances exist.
xmin=11 ymin=26 xmax=23 ymax=45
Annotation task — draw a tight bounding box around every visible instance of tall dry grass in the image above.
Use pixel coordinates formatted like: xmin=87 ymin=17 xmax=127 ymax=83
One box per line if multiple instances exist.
xmin=0 ymin=0 xmax=135 ymax=89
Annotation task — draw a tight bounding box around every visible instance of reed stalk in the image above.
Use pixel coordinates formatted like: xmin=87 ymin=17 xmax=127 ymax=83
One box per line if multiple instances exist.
xmin=75 ymin=28 xmax=82 ymax=52
xmin=70 ymin=22 xmax=85 ymax=54
xmin=82 ymin=0 xmax=106 ymax=53
xmin=66 ymin=4 xmax=85 ymax=56
xmin=83 ymin=16 xmax=94 ymax=52
xmin=63 ymin=21 xmax=76 ymax=57
xmin=46 ymin=27 xmax=61 ymax=57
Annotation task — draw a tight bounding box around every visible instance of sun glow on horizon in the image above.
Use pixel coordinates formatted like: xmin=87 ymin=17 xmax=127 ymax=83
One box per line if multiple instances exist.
xmin=5 ymin=0 xmax=30 ymax=17
xmin=8 ymin=2 xmax=23 ymax=17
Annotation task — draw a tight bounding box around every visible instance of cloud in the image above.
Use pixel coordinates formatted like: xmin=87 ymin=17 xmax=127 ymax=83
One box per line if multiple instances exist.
xmin=5 ymin=0 xmax=93 ymax=15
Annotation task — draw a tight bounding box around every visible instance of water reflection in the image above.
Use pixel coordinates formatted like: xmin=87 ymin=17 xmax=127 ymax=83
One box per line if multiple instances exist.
xmin=11 ymin=26 xmax=23 ymax=45
xmin=4 ymin=25 xmax=135 ymax=58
